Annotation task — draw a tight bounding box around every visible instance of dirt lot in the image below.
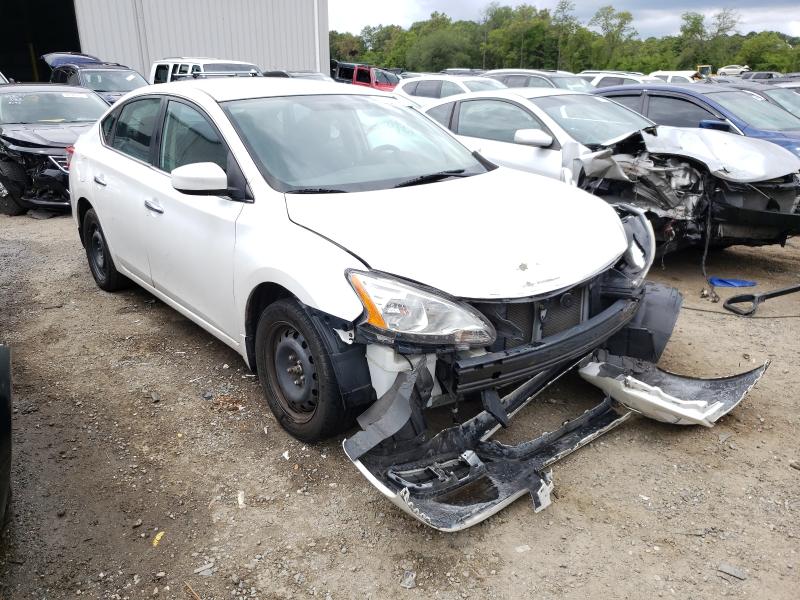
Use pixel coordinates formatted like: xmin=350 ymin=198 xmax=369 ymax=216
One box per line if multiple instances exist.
xmin=0 ymin=212 xmax=798 ymax=599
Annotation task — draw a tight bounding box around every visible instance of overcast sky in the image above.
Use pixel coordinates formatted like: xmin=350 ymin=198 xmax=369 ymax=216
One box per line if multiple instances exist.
xmin=328 ymin=1 xmax=800 ymax=38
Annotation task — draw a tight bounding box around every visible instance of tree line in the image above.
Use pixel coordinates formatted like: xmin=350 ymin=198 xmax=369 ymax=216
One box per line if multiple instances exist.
xmin=329 ymin=2 xmax=800 ymax=74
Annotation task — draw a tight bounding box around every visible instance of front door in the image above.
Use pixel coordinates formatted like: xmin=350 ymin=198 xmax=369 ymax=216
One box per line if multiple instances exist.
xmin=143 ymin=99 xmax=243 ymax=342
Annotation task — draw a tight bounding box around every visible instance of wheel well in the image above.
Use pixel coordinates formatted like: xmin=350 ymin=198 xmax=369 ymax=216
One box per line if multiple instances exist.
xmin=244 ymin=282 xmax=293 ymax=371
xmin=76 ymin=197 xmax=92 ymax=245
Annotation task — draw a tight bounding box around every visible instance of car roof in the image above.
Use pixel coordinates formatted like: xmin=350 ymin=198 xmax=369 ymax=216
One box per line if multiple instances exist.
xmin=0 ymin=83 xmax=96 ymax=94
xmin=398 ymin=75 xmax=490 ymax=84
xmin=650 ymin=70 xmax=699 ymax=77
xmin=484 ymin=69 xmax=576 ymax=77
xmin=155 ymin=57 xmax=256 ymax=65
xmin=424 ymin=88 xmax=584 ymax=107
xmin=126 ymin=78 xmax=388 ymax=102
xmin=64 ymin=63 xmax=133 ymax=71
xmin=597 ymin=82 xmax=744 ymax=96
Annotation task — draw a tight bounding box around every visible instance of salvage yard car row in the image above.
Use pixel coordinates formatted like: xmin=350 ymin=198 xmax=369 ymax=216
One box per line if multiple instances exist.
xmin=1 ymin=57 xmax=799 ymax=532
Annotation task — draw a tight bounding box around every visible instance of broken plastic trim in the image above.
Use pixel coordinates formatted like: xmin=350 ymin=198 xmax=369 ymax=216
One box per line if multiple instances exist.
xmin=580 ymin=357 xmax=769 ymax=426
xmin=344 ymin=352 xmax=768 ymax=531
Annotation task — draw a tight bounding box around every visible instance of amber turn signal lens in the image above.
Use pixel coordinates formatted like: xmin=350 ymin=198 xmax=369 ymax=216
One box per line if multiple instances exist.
xmin=350 ymin=275 xmax=387 ymax=328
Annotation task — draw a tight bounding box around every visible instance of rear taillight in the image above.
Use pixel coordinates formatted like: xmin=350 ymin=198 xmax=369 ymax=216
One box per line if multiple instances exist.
xmin=65 ymin=145 xmax=75 ymax=171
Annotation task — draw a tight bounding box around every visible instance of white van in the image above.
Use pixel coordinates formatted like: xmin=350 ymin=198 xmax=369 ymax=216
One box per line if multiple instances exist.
xmin=148 ymin=57 xmax=261 ymax=84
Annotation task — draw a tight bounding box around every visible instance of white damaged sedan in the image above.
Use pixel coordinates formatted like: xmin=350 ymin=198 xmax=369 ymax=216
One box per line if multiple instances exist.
xmin=69 ymin=79 xmax=767 ymax=530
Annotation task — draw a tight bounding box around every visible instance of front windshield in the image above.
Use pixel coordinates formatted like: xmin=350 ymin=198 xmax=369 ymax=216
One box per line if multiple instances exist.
xmin=464 ymin=79 xmax=506 ymax=92
xmin=80 ymin=69 xmax=147 ymax=92
xmin=532 ymin=94 xmax=652 ymax=146
xmin=711 ymin=90 xmax=800 ymax=131
xmin=224 ymin=94 xmax=487 ymax=192
xmin=763 ymin=88 xmax=800 ymax=118
xmin=0 ymin=91 xmax=108 ymax=124
xmin=552 ymin=76 xmax=595 ymax=92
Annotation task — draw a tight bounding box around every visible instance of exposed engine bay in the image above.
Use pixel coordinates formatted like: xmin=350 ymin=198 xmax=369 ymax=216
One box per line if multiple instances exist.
xmin=577 ymin=127 xmax=800 ymax=253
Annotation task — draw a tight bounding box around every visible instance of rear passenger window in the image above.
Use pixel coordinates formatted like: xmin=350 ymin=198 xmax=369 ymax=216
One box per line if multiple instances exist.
xmin=111 ymin=98 xmax=161 ymax=162
xmin=526 ymin=76 xmax=552 ymax=88
xmin=427 ymin=102 xmax=455 ymax=127
xmin=504 ymin=75 xmax=528 ymax=88
xmin=415 ymin=80 xmax=442 ymax=98
xmin=440 ymin=80 xmax=462 ymax=98
xmin=153 ymin=64 xmax=169 ymax=84
xmin=100 ymin=108 xmax=120 ymax=143
xmin=159 ymin=101 xmax=228 ymax=173
xmin=401 ymin=81 xmax=419 ymax=95
xmin=621 ymin=78 xmax=638 ymax=85
xmin=597 ymin=77 xmax=624 ymax=87
xmin=609 ymin=94 xmax=643 ymax=113
xmin=647 ymin=96 xmax=715 ymax=127
xmin=356 ymin=69 xmax=371 ymax=84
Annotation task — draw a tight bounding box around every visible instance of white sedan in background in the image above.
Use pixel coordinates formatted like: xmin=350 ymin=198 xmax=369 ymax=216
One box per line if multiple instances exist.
xmin=393 ymin=74 xmax=505 ymax=106
xmin=423 ymin=88 xmax=800 ymax=252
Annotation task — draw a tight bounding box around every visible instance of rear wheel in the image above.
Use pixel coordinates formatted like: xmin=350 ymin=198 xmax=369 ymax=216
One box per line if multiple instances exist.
xmin=0 ymin=161 xmax=28 ymax=216
xmin=255 ymin=299 xmax=350 ymax=442
xmin=82 ymin=208 xmax=128 ymax=291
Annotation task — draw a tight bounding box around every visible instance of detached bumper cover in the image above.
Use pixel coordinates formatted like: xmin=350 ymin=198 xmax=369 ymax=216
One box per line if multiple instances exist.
xmin=344 ymin=284 xmax=768 ymax=531
xmin=579 ymin=357 xmax=768 ymax=427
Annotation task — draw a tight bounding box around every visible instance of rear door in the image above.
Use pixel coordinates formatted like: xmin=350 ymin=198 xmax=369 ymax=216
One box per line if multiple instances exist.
xmin=92 ymin=96 xmax=163 ymax=284
xmin=451 ymin=98 xmax=562 ymax=179
xmin=143 ymin=98 xmax=245 ymax=341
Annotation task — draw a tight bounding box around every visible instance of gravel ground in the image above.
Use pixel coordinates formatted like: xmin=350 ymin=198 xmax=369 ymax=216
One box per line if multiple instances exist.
xmin=0 ymin=212 xmax=798 ymax=600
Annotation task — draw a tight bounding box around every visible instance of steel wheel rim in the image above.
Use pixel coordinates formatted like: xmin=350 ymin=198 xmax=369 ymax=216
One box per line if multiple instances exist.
xmin=268 ymin=321 xmax=319 ymax=423
xmin=90 ymin=227 xmax=107 ymax=275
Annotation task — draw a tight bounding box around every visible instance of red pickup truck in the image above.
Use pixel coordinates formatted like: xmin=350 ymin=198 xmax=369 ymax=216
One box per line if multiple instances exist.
xmin=330 ymin=61 xmax=399 ymax=91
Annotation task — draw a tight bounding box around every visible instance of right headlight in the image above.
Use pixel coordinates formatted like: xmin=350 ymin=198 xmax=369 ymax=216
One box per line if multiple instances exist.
xmin=347 ymin=270 xmax=496 ymax=350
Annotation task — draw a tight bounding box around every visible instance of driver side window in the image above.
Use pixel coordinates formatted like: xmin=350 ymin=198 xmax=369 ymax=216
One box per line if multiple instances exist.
xmin=456 ymin=100 xmax=542 ymax=143
xmin=159 ymin=101 xmax=228 ymax=173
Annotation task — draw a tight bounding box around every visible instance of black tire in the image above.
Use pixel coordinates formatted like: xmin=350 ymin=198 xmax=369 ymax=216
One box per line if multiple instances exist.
xmin=81 ymin=208 xmax=128 ymax=292
xmin=255 ymin=299 xmax=349 ymax=442
xmin=0 ymin=160 xmax=28 ymax=216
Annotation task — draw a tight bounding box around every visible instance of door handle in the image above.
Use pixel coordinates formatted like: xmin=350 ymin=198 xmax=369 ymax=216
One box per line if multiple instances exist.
xmin=93 ymin=175 xmax=107 ymax=187
xmin=144 ymin=199 xmax=164 ymax=214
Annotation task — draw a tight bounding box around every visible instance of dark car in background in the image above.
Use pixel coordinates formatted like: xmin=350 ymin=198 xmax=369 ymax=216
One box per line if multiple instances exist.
xmin=0 ymin=84 xmax=109 ymax=215
xmin=43 ymin=52 xmax=147 ymax=104
xmin=596 ymin=83 xmax=800 ymax=157
xmin=741 ymin=71 xmax=783 ymax=81
xmin=0 ymin=343 xmax=11 ymax=535
xmin=485 ymin=68 xmax=595 ymax=92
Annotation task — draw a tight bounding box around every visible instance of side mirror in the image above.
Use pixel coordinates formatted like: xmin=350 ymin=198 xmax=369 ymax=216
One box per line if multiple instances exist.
xmin=514 ymin=128 xmax=553 ymax=147
xmin=699 ymin=119 xmax=731 ymax=132
xmin=171 ymin=162 xmax=228 ymax=195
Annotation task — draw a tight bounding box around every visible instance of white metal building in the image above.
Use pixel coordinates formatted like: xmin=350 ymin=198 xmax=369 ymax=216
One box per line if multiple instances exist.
xmin=72 ymin=0 xmax=329 ymax=77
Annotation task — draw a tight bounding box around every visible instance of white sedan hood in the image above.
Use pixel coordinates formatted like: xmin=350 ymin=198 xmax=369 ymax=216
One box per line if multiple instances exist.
xmin=285 ymin=168 xmax=627 ymax=299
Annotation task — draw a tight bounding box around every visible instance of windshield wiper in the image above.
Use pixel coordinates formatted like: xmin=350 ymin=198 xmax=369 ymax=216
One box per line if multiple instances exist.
xmin=285 ymin=187 xmax=346 ymax=194
xmin=393 ymin=169 xmax=468 ymax=188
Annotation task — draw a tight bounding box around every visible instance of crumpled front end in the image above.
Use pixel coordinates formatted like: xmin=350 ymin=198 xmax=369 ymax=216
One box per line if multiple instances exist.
xmin=579 ymin=127 xmax=800 ymax=253
xmin=0 ymin=142 xmax=71 ymax=209
xmin=342 ymin=208 xmax=768 ymax=531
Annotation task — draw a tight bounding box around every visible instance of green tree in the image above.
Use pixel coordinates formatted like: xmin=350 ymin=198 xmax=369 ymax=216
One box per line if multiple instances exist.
xmin=588 ymin=5 xmax=637 ymax=67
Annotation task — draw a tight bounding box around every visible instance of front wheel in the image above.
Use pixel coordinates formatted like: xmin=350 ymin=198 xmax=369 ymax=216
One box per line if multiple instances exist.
xmin=82 ymin=208 xmax=128 ymax=292
xmin=255 ymin=299 xmax=350 ymax=442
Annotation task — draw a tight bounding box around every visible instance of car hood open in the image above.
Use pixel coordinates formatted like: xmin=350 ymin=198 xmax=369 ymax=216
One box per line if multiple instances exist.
xmin=0 ymin=123 xmax=93 ymax=149
xmin=285 ymin=168 xmax=628 ymax=299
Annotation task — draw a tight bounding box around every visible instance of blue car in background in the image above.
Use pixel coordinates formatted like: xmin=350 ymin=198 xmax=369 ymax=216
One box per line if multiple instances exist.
xmin=595 ymin=83 xmax=800 ymax=157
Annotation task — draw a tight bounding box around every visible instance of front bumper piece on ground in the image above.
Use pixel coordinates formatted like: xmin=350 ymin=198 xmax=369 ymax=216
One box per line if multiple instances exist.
xmin=343 ymin=286 xmax=769 ymax=531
